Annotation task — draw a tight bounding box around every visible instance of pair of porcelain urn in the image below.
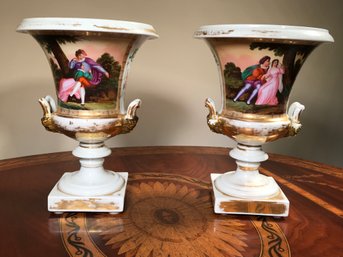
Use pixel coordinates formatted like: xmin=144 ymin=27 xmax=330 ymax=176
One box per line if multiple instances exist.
xmin=17 ymin=18 xmax=333 ymax=216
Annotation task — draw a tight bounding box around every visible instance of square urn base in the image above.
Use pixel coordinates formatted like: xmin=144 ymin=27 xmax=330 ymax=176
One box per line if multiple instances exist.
xmin=48 ymin=172 xmax=128 ymax=214
xmin=211 ymin=173 xmax=289 ymax=217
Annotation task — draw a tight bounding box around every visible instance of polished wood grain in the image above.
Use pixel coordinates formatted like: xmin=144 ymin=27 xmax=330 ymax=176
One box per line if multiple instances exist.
xmin=0 ymin=146 xmax=342 ymax=257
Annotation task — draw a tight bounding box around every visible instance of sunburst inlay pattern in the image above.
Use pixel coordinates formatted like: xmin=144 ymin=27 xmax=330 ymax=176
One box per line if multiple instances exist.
xmin=92 ymin=178 xmax=248 ymax=257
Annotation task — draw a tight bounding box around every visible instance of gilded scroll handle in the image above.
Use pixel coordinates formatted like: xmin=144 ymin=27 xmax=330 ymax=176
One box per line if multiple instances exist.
xmin=121 ymin=99 xmax=141 ymax=134
xmin=205 ymin=98 xmax=219 ymax=122
xmin=287 ymin=102 xmax=305 ymax=136
xmin=38 ymin=95 xmax=59 ymax=133
xmin=125 ymin=99 xmax=141 ymax=120
xmin=205 ymin=97 xmax=224 ymax=134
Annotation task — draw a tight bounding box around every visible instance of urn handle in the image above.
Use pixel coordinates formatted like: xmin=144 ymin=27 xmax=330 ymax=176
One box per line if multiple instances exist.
xmin=38 ymin=95 xmax=57 ymax=115
xmin=205 ymin=98 xmax=218 ymax=122
xmin=205 ymin=97 xmax=224 ymax=134
xmin=38 ymin=95 xmax=58 ymax=133
xmin=125 ymin=99 xmax=141 ymax=120
xmin=119 ymin=99 xmax=141 ymax=135
xmin=287 ymin=102 xmax=305 ymax=135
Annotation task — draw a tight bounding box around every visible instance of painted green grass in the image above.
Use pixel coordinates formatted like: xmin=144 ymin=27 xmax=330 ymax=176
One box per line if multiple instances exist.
xmin=225 ymin=100 xmax=284 ymax=114
xmin=59 ymin=101 xmax=116 ymax=110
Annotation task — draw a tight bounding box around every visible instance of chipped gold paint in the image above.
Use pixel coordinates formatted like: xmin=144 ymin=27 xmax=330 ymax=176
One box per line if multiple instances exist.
xmin=28 ymin=30 xmax=141 ymax=39
xmin=252 ymin=30 xmax=279 ymax=34
xmin=94 ymin=25 xmax=157 ymax=36
xmin=51 ymin=199 xmax=119 ymax=211
xmin=219 ymin=200 xmax=287 ymax=215
xmin=56 ymin=106 xmax=120 ymax=119
xmin=207 ymin=116 xmax=291 ymax=143
xmin=39 ymin=100 xmax=138 ymax=139
xmin=204 ymin=100 xmax=297 ymax=143
xmin=94 ymin=25 xmax=129 ymax=31
xmin=75 ymin=132 xmax=110 ymax=142
xmin=198 ymin=36 xmax=318 ymax=45
xmin=238 ymin=166 xmax=258 ymax=171
xmin=194 ymin=29 xmax=235 ymax=37
xmin=221 ymin=110 xmax=290 ymax=123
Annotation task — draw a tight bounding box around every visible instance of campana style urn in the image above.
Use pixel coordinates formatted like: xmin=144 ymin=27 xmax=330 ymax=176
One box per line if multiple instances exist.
xmin=17 ymin=17 xmax=158 ymax=213
xmin=194 ymin=24 xmax=333 ymax=216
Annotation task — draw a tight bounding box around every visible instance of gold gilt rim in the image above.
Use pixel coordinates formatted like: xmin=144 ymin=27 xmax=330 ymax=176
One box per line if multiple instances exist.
xmin=56 ymin=107 xmax=122 ymax=119
xmin=198 ymin=36 xmax=322 ymax=45
xmin=24 ymin=30 xmax=140 ymax=39
xmin=220 ymin=110 xmax=290 ymax=123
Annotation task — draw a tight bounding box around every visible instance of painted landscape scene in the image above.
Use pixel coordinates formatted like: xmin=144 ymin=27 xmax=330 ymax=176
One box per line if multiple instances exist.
xmin=35 ymin=35 xmax=129 ymax=111
xmin=213 ymin=40 xmax=315 ymax=115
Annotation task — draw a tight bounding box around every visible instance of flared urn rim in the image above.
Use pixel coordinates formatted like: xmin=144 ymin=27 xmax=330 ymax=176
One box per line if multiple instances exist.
xmin=16 ymin=17 xmax=159 ymax=39
xmin=194 ymin=24 xmax=333 ymax=43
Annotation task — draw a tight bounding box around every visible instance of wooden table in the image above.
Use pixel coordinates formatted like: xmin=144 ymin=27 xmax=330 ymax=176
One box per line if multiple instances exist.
xmin=0 ymin=146 xmax=342 ymax=257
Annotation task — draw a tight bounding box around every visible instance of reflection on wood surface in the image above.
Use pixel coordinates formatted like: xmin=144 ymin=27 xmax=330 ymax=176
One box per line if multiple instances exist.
xmin=60 ymin=173 xmax=291 ymax=257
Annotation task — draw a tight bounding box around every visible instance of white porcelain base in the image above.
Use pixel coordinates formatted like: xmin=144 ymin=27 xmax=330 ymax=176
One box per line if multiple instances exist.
xmin=211 ymin=173 xmax=289 ymax=217
xmin=214 ymin=171 xmax=280 ymax=199
xmin=48 ymin=172 xmax=128 ymax=213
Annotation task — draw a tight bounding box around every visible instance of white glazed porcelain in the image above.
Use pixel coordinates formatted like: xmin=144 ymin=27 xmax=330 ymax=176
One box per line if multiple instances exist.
xmin=195 ymin=24 xmax=333 ymax=216
xmin=17 ymin=17 xmax=158 ymax=213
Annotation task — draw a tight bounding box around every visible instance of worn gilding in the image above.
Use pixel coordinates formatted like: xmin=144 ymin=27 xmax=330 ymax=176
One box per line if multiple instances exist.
xmin=51 ymin=199 xmax=119 ymax=211
xmin=219 ymin=200 xmax=287 ymax=215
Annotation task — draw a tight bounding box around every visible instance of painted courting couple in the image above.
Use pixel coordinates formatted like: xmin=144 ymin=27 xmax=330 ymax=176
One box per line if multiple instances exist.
xmin=233 ymin=55 xmax=284 ymax=106
xmin=58 ymin=49 xmax=109 ymax=106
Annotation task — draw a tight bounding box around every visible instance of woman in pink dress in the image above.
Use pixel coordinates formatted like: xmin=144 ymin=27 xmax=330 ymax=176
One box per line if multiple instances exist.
xmin=255 ymin=59 xmax=284 ymax=106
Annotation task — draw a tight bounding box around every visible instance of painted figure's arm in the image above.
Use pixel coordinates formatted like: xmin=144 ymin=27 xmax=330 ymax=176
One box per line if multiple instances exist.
xmin=69 ymin=59 xmax=77 ymax=69
xmin=253 ymin=68 xmax=263 ymax=80
xmin=92 ymin=65 xmax=107 ymax=74
xmin=93 ymin=65 xmax=109 ymax=78
xmin=86 ymin=57 xmax=109 ymax=77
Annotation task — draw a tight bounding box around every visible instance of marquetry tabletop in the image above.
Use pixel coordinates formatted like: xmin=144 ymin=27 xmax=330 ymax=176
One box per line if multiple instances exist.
xmin=0 ymin=146 xmax=342 ymax=257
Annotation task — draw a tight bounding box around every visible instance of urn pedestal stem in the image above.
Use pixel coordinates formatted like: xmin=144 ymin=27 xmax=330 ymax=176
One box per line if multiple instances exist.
xmin=58 ymin=143 xmax=124 ymax=196
xmin=48 ymin=143 xmax=128 ymax=213
xmin=212 ymin=143 xmax=289 ymax=217
xmin=216 ymin=144 xmax=279 ymax=199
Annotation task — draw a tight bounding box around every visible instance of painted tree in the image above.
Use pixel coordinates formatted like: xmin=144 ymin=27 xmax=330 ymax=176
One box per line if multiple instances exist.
xmin=249 ymin=42 xmax=315 ymax=101
xmin=90 ymin=53 xmax=121 ymax=100
xmin=224 ymin=62 xmax=243 ymax=89
xmin=34 ymin=35 xmax=80 ymax=76
xmin=223 ymin=62 xmax=243 ymax=99
xmin=48 ymin=58 xmax=63 ymax=91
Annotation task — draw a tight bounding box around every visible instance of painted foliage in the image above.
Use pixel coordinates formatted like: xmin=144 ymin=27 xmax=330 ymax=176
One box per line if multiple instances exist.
xmin=34 ymin=34 xmax=132 ymax=111
xmin=210 ymin=39 xmax=315 ymax=114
